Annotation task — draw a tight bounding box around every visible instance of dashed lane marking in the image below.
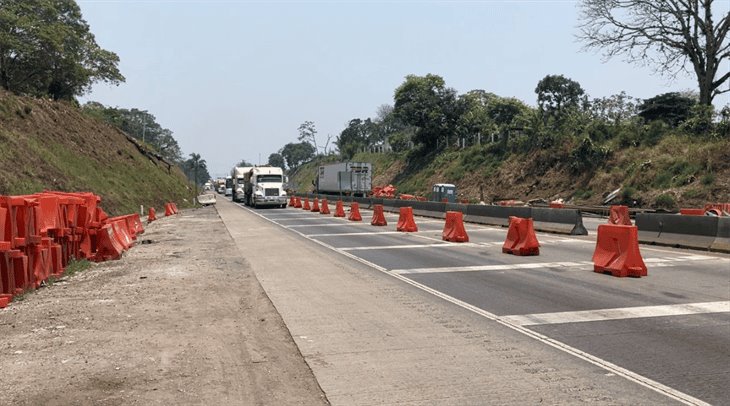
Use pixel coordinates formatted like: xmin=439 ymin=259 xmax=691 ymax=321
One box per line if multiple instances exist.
xmin=341 ymin=242 xmax=480 ymax=251
xmin=239 ymin=204 xmax=710 ymax=406
xmin=502 ymin=301 xmax=730 ymax=326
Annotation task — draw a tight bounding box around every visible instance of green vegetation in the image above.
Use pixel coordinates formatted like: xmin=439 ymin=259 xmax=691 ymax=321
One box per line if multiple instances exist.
xmin=0 ymin=92 xmax=193 ymax=215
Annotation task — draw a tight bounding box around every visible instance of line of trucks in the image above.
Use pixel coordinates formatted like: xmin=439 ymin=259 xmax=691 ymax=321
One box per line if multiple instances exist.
xmin=219 ymin=162 xmax=373 ymax=209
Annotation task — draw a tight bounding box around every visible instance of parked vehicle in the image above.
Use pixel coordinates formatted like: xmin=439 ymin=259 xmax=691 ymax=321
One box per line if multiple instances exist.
xmin=316 ymin=162 xmax=371 ymax=197
xmin=244 ymin=166 xmax=288 ymax=208
xmin=231 ymin=166 xmax=252 ymax=202
xmin=215 ymin=178 xmax=226 ymax=194
xmin=225 ymin=176 xmax=233 ymax=196
xmin=432 ymin=183 xmax=457 ymax=203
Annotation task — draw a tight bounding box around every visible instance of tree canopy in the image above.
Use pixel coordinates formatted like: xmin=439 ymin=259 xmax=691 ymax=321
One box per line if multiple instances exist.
xmin=82 ymin=102 xmax=183 ymax=163
xmin=0 ymin=0 xmax=124 ymax=100
xmin=578 ymin=0 xmax=730 ymax=106
xmin=393 ymin=74 xmax=463 ymax=150
xmin=280 ymin=142 xmax=315 ymax=170
xmin=535 ymin=74 xmax=586 ymax=121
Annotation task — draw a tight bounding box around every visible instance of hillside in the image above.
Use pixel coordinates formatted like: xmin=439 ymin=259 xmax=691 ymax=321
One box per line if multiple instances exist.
xmin=0 ymin=91 xmax=192 ymax=215
xmin=289 ymin=135 xmax=730 ymax=209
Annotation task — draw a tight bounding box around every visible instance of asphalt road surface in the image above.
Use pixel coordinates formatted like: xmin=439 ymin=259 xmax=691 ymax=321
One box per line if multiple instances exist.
xmin=226 ymin=200 xmax=729 ymax=405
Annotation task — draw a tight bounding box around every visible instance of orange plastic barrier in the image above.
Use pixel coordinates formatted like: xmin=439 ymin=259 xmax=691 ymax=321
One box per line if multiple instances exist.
xmin=334 ymin=201 xmax=345 ymax=217
xmin=320 ymin=199 xmax=330 ymax=215
xmin=397 ymin=207 xmax=418 ymax=232
xmin=289 ymin=195 xmax=296 ymax=207
xmin=302 ymin=198 xmax=311 ymax=211
xmin=148 ymin=207 xmax=157 ymax=223
xmin=502 ymin=216 xmax=539 ymax=256
xmin=311 ymin=198 xmax=320 ymax=212
xmin=348 ymin=202 xmax=362 ymax=221
xmin=705 ymin=203 xmax=730 ymax=215
xmin=549 ymin=201 xmax=564 ymax=209
xmin=608 ymin=205 xmax=632 ymax=225
xmin=442 ymin=211 xmax=469 ymax=242
xmin=165 ymin=203 xmax=174 ymax=216
xmin=94 ymin=224 xmax=125 ymax=261
xmin=294 ymin=197 xmax=302 ymax=208
xmin=371 ymin=204 xmax=387 ymax=226
xmin=592 ymin=224 xmax=647 ymax=277
xmin=679 ymin=208 xmax=705 ymax=216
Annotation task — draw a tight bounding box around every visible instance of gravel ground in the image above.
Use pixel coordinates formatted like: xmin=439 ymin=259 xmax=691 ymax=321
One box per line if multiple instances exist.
xmin=0 ymin=206 xmax=328 ymax=405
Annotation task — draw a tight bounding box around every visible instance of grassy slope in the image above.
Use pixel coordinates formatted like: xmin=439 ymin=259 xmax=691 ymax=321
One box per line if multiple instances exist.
xmin=289 ymin=137 xmax=729 ymax=209
xmin=0 ymin=91 xmax=192 ymax=215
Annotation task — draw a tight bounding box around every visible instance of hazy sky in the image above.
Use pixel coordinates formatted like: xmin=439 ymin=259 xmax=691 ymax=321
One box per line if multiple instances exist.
xmin=78 ymin=0 xmax=729 ymax=177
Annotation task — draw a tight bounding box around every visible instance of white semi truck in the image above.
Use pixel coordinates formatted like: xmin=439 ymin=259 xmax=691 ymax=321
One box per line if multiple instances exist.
xmin=231 ymin=166 xmax=252 ymax=202
xmin=316 ymin=162 xmax=372 ymax=197
xmin=244 ymin=166 xmax=288 ymax=208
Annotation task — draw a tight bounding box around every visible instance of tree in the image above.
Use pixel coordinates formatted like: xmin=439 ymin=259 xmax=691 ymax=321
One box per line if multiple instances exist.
xmin=0 ymin=0 xmax=124 ymax=100
xmin=578 ymin=0 xmax=730 ymax=106
xmin=267 ymin=153 xmax=285 ymax=170
xmin=393 ymin=74 xmax=462 ymax=149
xmin=237 ymin=159 xmax=254 ymax=167
xmin=297 ymin=121 xmax=318 ymax=154
xmin=590 ymin=91 xmax=638 ymax=125
xmin=82 ymin=102 xmax=182 ymax=163
xmin=280 ymin=142 xmax=315 ymax=170
xmin=184 ymin=153 xmax=210 ymax=198
xmin=535 ymin=74 xmax=587 ymax=121
xmin=638 ymin=92 xmax=697 ymax=126
xmin=337 ymin=118 xmax=374 ymax=159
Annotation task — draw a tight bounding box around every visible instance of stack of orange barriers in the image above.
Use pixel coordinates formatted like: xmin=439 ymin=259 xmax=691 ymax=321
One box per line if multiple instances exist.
xmin=1 ymin=191 xmax=153 ymax=309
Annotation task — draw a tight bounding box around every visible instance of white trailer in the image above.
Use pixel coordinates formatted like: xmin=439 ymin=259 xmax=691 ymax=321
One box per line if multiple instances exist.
xmin=317 ymin=162 xmax=372 ymax=197
xmin=231 ymin=166 xmax=252 ymax=202
xmin=244 ymin=166 xmax=288 ymax=208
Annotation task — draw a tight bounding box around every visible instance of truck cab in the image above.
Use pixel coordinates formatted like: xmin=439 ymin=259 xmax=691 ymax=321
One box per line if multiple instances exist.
xmin=231 ymin=166 xmax=252 ymax=203
xmin=244 ymin=166 xmax=288 ymax=208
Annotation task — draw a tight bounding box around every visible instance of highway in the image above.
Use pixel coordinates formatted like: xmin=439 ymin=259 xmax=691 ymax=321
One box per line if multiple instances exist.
xmin=229 ymin=201 xmax=729 ymax=405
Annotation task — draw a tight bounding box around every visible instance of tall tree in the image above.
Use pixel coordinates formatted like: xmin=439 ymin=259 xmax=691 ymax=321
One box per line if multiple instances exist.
xmin=297 ymin=121 xmax=319 ymax=154
xmin=535 ymin=74 xmax=586 ymax=121
xmin=280 ymin=142 xmax=315 ymax=170
xmin=267 ymin=153 xmax=285 ymax=170
xmin=0 ymin=0 xmax=124 ymax=100
xmin=393 ymin=74 xmax=462 ymax=149
xmin=578 ymin=0 xmax=730 ymax=106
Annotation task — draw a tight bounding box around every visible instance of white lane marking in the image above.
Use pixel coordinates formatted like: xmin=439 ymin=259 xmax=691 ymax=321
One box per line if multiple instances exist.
xmin=240 ymin=204 xmax=711 ymax=406
xmin=306 ymin=231 xmax=406 ymax=237
xmin=503 ymin=301 xmax=730 ymax=326
xmin=267 ymin=217 xmax=340 ymax=221
xmin=393 ymin=261 xmax=594 ymax=275
xmin=341 ymin=242 xmax=479 ymax=251
xmin=287 ymin=222 xmax=371 ymax=228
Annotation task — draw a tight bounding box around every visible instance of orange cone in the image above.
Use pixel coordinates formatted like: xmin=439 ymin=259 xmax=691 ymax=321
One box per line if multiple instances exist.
xmin=442 ymin=211 xmax=468 ymax=242
xmin=165 ymin=203 xmax=174 ymax=216
xmin=289 ymin=195 xmax=296 ymax=207
xmin=348 ymin=202 xmax=362 ymax=221
xmin=147 ymin=207 xmax=157 ymax=223
xmin=311 ymin=198 xmax=320 ymax=212
xmin=608 ymin=205 xmax=632 ymax=225
xmin=371 ymin=204 xmax=387 ymax=226
xmin=593 ymin=224 xmax=647 ymax=277
xmin=502 ymin=216 xmax=539 ymax=256
xmin=320 ymin=199 xmax=330 ymax=215
xmin=396 ymin=207 xmax=418 ymax=232
xmin=334 ymin=201 xmax=346 ymax=217
xmin=302 ymin=198 xmax=311 ymax=210
xmin=294 ymin=197 xmax=302 ymax=208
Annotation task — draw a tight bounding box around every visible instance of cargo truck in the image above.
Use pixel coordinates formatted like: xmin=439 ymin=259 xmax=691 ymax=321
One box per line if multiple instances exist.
xmin=225 ymin=176 xmax=233 ymax=196
xmin=316 ymin=162 xmax=372 ymax=197
xmin=244 ymin=166 xmax=288 ymax=208
xmin=231 ymin=166 xmax=252 ymax=202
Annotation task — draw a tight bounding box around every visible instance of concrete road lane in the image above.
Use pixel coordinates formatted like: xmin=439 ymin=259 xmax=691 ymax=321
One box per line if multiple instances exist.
xmin=226 ymin=200 xmax=729 ymax=405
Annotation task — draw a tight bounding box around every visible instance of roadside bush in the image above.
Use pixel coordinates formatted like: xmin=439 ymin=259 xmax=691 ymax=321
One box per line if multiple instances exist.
xmin=568 ymin=137 xmax=610 ymax=174
xmin=655 ymin=193 xmax=676 ymax=209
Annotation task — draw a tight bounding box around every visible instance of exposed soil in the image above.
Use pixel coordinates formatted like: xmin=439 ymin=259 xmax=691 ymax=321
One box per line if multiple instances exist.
xmin=0 ymin=207 xmax=328 ymax=405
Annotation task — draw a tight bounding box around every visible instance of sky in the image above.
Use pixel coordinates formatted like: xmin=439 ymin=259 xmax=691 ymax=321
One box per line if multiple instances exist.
xmin=77 ymin=0 xmax=730 ymax=177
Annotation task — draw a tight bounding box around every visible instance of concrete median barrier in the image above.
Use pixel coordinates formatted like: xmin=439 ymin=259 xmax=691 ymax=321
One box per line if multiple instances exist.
xmin=465 ymin=205 xmax=531 ymax=227
xmin=531 ymin=207 xmax=588 ymax=235
xmin=636 ymin=213 xmax=718 ymax=250
xmin=710 ymin=217 xmax=730 ymax=253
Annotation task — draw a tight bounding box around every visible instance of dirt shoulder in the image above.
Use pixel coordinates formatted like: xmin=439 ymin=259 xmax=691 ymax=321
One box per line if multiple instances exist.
xmin=0 ymin=207 xmax=327 ymax=405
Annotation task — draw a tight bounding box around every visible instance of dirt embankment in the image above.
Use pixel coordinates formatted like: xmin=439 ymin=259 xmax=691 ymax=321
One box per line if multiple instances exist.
xmin=0 ymin=90 xmax=191 ymax=215
xmin=0 ymin=207 xmax=327 ymax=405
